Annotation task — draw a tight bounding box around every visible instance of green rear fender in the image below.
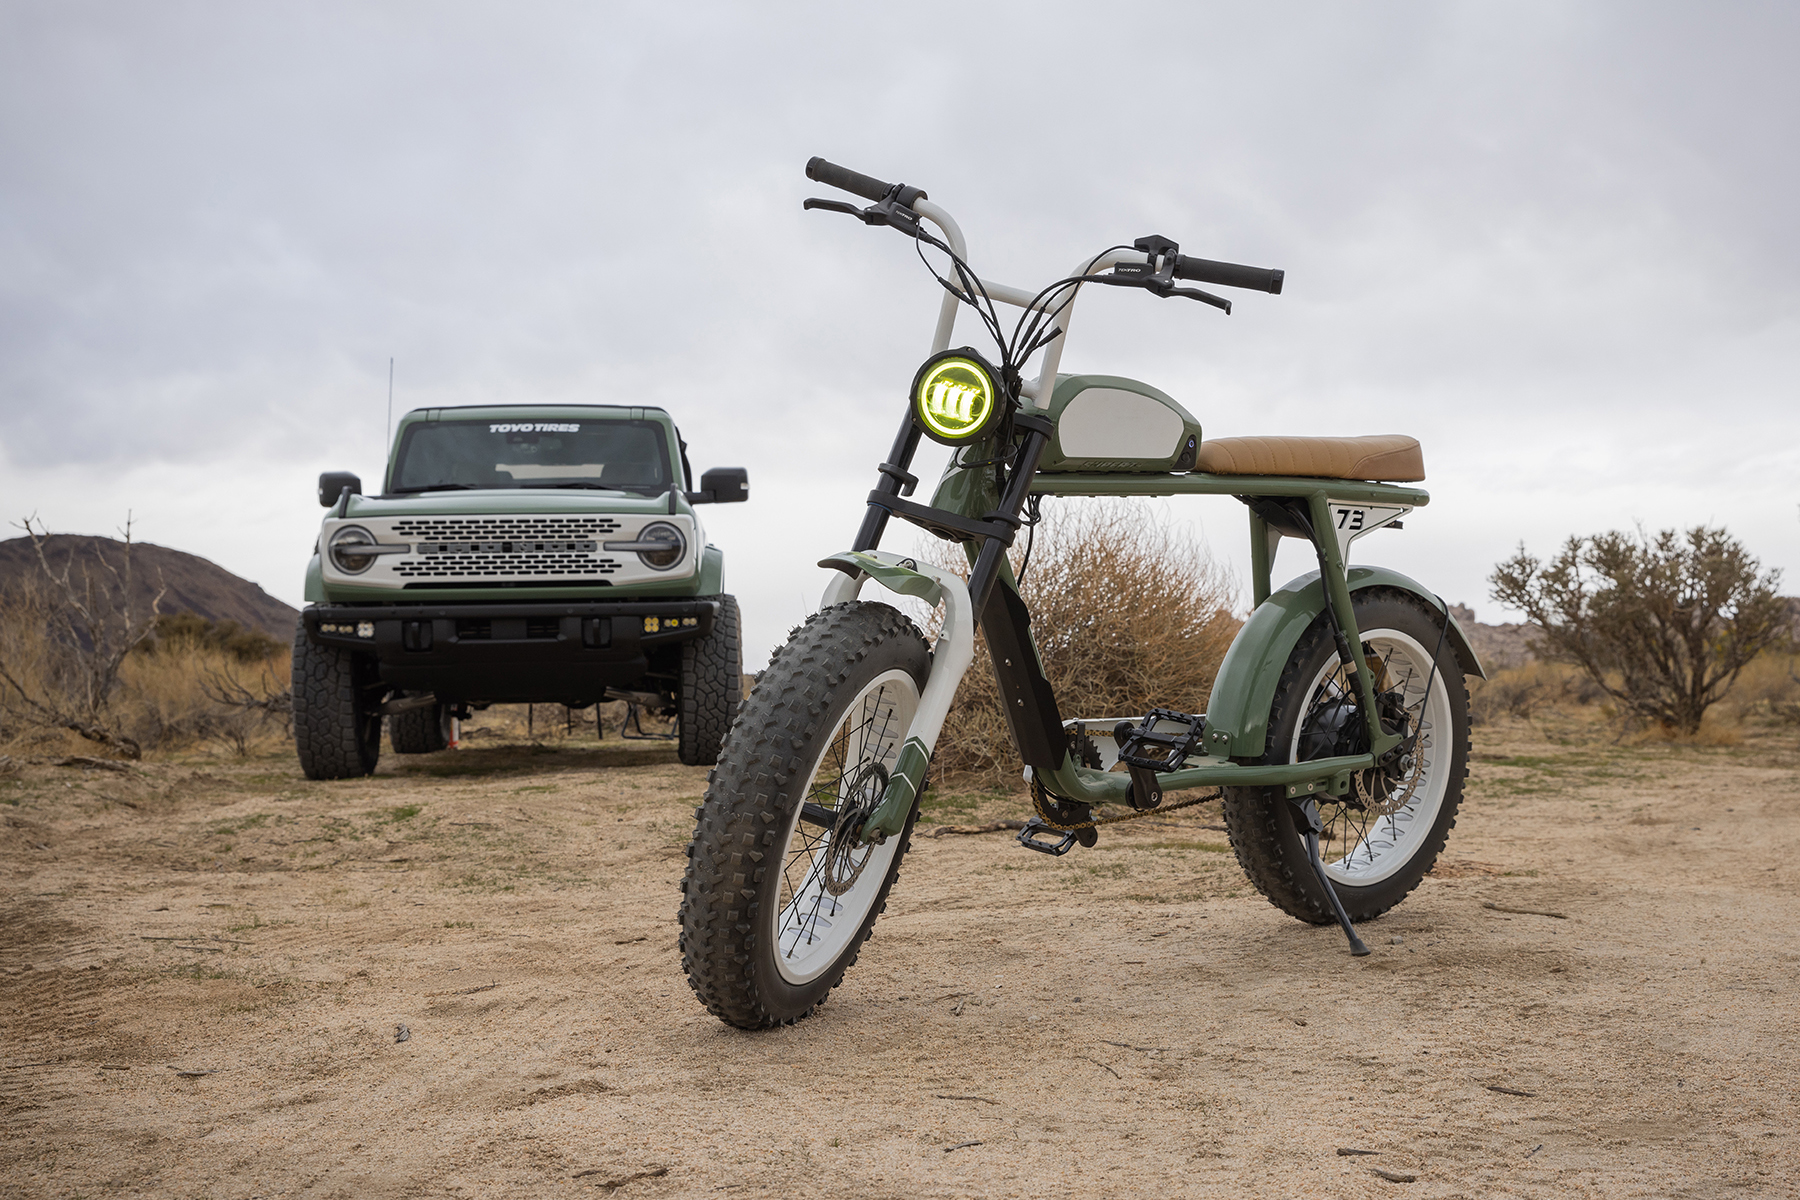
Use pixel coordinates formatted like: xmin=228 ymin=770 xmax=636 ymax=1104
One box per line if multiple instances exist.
xmin=1204 ymin=566 xmax=1485 ymax=761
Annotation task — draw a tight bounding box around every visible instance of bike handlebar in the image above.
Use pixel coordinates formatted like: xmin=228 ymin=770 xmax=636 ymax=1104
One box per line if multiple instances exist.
xmin=1173 ymin=255 xmax=1284 ymax=295
xmin=806 ymin=156 xmax=927 ymax=208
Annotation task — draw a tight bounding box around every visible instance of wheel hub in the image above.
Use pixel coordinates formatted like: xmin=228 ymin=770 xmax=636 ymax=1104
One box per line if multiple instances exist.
xmin=820 ymin=760 xmax=888 ymax=896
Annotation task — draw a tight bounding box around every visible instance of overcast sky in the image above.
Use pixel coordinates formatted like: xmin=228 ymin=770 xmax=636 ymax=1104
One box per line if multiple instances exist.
xmin=3 ymin=1 xmax=1796 ymax=665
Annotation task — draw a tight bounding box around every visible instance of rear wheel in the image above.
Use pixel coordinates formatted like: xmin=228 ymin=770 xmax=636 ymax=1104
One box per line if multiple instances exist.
xmin=292 ymin=626 xmax=384 ymax=780
xmin=678 ymin=594 xmax=741 ymax=766
xmin=680 ymin=602 xmax=929 ymax=1029
xmin=1222 ymin=589 xmax=1470 ymax=924
xmin=389 ymin=699 xmax=452 ymax=754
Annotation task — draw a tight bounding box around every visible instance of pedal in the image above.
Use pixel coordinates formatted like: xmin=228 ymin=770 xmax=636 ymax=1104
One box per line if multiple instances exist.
xmin=1113 ymin=708 xmax=1207 ymax=810
xmin=1017 ymin=817 xmax=1080 ymax=856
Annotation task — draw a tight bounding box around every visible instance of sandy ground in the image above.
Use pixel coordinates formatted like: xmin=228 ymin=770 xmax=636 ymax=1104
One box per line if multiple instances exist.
xmin=3 ymin=710 xmax=1798 ymax=1199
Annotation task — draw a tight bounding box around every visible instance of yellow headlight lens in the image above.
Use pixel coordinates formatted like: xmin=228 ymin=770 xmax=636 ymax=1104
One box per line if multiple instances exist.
xmin=913 ymin=357 xmax=996 ymax=441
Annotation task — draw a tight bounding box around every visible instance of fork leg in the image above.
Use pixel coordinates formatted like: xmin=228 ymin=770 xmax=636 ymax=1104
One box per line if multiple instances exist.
xmin=1290 ymin=796 xmax=1371 ymax=957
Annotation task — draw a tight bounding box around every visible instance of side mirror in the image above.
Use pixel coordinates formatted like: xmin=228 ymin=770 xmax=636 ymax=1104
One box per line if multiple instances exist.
xmin=318 ymin=471 xmax=362 ymax=508
xmin=689 ymin=467 xmax=748 ymax=505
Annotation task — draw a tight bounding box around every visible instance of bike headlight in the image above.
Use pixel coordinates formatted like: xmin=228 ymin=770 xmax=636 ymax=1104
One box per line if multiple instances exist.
xmin=911 ymin=348 xmax=1001 ymax=445
xmin=633 ymin=522 xmax=685 ymax=570
xmin=328 ymin=525 xmax=378 ymax=574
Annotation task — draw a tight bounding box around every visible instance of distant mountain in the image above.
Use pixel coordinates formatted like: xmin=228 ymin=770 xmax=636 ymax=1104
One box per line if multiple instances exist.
xmin=0 ymin=535 xmax=298 ymax=640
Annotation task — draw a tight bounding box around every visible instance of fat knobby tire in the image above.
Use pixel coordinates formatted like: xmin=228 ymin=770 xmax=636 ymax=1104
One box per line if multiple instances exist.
xmin=292 ymin=625 xmax=383 ymax=780
xmin=679 ymin=601 xmax=929 ymax=1029
xmin=389 ymin=701 xmax=450 ymax=754
xmin=678 ymin=594 xmax=742 ymax=766
xmin=1221 ymin=588 xmax=1471 ymax=926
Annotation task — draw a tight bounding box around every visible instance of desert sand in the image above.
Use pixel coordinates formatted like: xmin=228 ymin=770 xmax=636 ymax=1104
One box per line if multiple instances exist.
xmin=3 ymin=710 xmax=1797 ymax=1198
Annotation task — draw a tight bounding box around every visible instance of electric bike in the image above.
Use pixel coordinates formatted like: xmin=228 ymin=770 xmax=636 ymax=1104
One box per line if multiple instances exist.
xmin=679 ymin=158 xmax=1484 ymax=1029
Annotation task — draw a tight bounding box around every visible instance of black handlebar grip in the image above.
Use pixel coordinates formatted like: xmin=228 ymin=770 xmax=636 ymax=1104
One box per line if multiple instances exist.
xmin=806 ymin=157 xmax=893 ymax=203
xmin=1174 ymin=255 xmax=1285 ymax=295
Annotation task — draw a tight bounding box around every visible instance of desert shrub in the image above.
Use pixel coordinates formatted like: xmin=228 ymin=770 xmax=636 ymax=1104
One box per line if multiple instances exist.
xmin=1490 ymin=525 xmax=1787 ymax=734
xmin=0 ymin=521 xmax=291 ymax=757
xmin=1715 ymin=651 xmax=1800 ymax=726
xmin=923 ymin=500 xmax=1239 ymax=790
xmin=141 ymin=612 xmax=286 ymax=662
xmin=0 ymin=518 xmax=164 ymax=757
xmin=1467 ymin=661 xmax=1604 ymax=725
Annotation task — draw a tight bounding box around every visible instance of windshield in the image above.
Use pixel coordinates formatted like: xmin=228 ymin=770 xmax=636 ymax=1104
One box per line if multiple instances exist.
xmin=390 ymin=418 xmax=673 ymax=493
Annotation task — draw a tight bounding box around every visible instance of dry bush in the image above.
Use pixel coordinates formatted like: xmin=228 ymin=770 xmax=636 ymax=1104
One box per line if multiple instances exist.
xmin=1714 ymin=651 xmax=1800 ymax=726
xmin=0 ymin=585 xmax=292 ymax=758
xmin=922 ymin=500 xmax=1239 ymax=791
xmin=120 ymin=644 xmax=293 ymax=755
xmin=1491 ymin=524 xmax=1787 ymax=734
xmin=0 ymin=516 xmax=165 ymax=756
xmin=1467 ymin=661 xmax=1605 ymax=725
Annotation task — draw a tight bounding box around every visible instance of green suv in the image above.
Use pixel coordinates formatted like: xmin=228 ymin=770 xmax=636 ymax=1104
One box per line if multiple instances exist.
xmin=293 ymin=405 xmax=746 ymax=779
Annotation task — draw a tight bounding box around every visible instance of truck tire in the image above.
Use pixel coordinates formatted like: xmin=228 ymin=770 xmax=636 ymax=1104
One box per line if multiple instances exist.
xmin=678 ymin=594 xmax=741 ymax=766
xmin=292 ymin=625 xmax=383 ymax=780
xmin=389 ymin=701 xmax=452 ymax=754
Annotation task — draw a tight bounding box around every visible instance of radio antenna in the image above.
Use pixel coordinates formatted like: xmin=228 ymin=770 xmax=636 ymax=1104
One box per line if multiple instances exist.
xmin=385 ymin=357 xmax=395 ymax=461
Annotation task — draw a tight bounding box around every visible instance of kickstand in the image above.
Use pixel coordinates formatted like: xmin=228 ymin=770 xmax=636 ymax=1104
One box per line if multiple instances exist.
xmin=1289 ymin=796 xmax=1370 ymax=957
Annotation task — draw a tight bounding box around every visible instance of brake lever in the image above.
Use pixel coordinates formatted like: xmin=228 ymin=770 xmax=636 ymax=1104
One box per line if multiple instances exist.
xmin=803 ymin=197 xmax=864 ymax=217
xmin=1155 ymin=283 xmax=1232 ymax=313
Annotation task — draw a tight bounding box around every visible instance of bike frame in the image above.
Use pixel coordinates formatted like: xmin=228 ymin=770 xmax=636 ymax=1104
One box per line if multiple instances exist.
xmin=817 ymin=200 xmax=1472 ymax=841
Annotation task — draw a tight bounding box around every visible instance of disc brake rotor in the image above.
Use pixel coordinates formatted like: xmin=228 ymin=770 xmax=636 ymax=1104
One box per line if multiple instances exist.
xmin=819 ymin=760 xmax=888 ymax=896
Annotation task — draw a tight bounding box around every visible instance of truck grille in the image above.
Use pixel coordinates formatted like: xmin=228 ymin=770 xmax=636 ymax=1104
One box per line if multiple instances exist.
xmin=388 ymin=517 xmax=626 ymax=581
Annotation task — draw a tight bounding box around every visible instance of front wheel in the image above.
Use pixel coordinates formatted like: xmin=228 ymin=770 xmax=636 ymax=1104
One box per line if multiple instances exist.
xmin=1222 ymin=588 xmax=1470 ymax=925
xmin=680 ymin=601 xmax=930 ymax=1029
xmin=678 ymin=594 xmax=741 ymax=766
xmin=292 ymin=626 xmax=384 ymax=780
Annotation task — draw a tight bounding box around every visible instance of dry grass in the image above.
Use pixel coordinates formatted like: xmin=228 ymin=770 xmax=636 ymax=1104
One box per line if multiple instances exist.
xmin=1468 ymin=649 xmax=1800 ymax=743
xmin=0 ymin=588 xmax=291 ymax=759
xmin=922 ymin=500 xmax=1239 ymax=790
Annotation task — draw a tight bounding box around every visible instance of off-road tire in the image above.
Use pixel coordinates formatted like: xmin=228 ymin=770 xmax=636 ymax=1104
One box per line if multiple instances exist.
xmin=292 ymin=625 xmax=384 ymax=780
xmin=678 ymin=594 xmax=741 ymax=766
xmin=389 ymin=701 xmax=452 ymax=754
xmin=1221 ymin=588 xmax=1470 ymax=925
xmin=679 ymin=601 xmax=929 ymax=1029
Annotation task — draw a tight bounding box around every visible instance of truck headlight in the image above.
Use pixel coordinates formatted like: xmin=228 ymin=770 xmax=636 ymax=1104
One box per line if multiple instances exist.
xmin=329 ymin=525 xmax=379 ymax=574
xmin=633 ymin=522 xmax=685 ymax=570
xmin=604 ymin=522 xmax=686 ymax=570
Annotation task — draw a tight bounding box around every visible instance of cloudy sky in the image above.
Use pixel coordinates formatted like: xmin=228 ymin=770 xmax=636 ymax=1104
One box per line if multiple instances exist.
xmin=3 ymin=2 xmax=1796 ymax=665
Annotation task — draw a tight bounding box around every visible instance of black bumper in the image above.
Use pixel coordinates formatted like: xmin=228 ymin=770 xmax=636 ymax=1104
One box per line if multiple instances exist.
xmin=303 ymin=599 xmax=719 ymax=706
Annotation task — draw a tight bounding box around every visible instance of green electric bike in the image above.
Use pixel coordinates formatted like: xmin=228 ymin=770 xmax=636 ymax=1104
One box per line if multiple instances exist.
xmin=680 ymin=158 xmax=1484 ymax=1029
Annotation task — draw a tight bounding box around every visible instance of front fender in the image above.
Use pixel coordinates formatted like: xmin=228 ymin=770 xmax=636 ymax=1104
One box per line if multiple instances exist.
xmin=1204 ymin=567 xmax=1485 ymax=761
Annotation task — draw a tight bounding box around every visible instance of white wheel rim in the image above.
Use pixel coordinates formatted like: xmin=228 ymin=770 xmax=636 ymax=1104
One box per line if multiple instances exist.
xmin=1287 ymin=627 xmax=1452 ymax=887
xmin=771 ymin=668 xmax=918 ymax=985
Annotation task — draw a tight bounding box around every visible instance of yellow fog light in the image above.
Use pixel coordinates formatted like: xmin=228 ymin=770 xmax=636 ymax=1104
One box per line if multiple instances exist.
xmin=911 ymin=349 xmax=1001 ymax=444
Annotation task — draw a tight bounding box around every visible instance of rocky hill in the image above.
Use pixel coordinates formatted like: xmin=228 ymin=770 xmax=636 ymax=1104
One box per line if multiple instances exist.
xmin=0 ymin=535 xmax=298 ymax=640
xmin=1448 ymin=603 xmax=1538 ymax=672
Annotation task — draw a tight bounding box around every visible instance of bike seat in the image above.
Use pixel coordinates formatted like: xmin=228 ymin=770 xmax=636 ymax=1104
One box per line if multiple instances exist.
xmin=1192 ymin=434 xmax=1424 ymax=482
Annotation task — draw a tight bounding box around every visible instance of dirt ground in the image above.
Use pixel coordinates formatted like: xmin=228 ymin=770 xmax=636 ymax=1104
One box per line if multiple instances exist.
xmin=3 ymin=708 xmax=1798 ymax=1199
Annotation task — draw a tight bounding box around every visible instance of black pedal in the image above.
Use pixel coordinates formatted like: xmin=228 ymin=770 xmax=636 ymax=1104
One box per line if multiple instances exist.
xmin=1113 ymin=709 xmax=1207 ymax=811
xmin=1017 ymin=817 xmax=1079 ymax=856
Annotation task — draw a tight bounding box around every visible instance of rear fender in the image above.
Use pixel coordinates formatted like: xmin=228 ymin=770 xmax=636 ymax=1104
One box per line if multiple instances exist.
xmin=1203 ymin=567 xmax=1485 ymax=761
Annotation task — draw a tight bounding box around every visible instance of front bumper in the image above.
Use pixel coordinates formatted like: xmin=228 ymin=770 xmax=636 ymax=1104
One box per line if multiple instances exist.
xmin=303 ymin=599 xmax=719 ymax=705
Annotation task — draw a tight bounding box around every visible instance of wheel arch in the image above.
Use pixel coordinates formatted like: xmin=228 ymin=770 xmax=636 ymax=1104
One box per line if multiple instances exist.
xmin=1205 ymin=566 xmax=1485 ymax=761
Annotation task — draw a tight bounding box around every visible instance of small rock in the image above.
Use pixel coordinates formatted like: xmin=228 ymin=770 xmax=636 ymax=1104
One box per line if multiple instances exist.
xmin=395 ymin=1023 xmax=411 ymax=1043
xmin=1389 ymin=935 xmax=1404 ymax=945
xmin=1372 ymin=1167 xmax=1417 ymax=1183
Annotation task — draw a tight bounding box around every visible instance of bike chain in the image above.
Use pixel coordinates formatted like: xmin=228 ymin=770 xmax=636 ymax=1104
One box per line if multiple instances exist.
xmin=1030 ymin=781 xmax=1224 ymax=831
